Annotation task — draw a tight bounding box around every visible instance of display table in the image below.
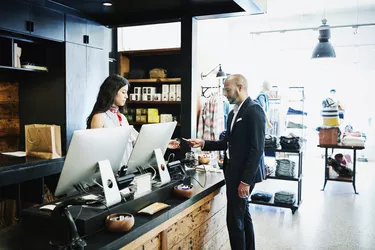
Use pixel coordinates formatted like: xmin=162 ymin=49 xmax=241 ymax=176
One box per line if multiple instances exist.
xmin=318 ymin=144 xmax=365 ymax=194
xmin=0 ymin=171 xmax=228 ymax=250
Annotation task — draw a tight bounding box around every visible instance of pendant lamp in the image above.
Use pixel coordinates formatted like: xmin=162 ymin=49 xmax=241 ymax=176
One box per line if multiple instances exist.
xmin=311 ymin=19 xmax=336 ymax=59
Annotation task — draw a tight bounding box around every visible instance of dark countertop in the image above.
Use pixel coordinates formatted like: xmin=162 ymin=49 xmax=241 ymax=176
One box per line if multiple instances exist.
xmin=0 ymin=170 xmax=226 ymax=250
xmin=0 ymin=154 xmax=64 ymax=187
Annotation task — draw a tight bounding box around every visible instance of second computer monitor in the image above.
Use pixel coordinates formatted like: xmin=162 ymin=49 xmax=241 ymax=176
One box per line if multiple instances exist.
xmin=126 ymin=121 xmax=177 ymax=174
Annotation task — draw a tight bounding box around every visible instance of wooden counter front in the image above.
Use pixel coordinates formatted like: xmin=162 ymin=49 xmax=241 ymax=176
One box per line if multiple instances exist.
xmin=122 ymin=186 xmax=228 ymax=250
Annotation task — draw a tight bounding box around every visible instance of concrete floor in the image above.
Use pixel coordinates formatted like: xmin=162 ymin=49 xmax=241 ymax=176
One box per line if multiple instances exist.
xmin=223 ymin=155 xmax=375 ymax=250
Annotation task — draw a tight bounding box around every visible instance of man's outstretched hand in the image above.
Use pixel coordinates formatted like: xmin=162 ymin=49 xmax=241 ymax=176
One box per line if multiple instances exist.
xmin=185 ymin=138 xmax=204 ymax=148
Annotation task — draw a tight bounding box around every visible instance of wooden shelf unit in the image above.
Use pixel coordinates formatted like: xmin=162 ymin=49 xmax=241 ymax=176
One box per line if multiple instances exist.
xmin=119 ymin=47 xmax=180 ymax=56
xmin=127 ymin=101 xmax=180 ymax=105
xmin=128 ymin=78 xmax=181 ymax=83
xmin=119 ymin=48 xmax=182 ymax=141
xmin=0 ymin=65 xmax=47 ymax=73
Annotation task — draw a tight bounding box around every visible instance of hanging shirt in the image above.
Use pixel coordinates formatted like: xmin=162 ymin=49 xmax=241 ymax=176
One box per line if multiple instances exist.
xmin=197 ymin=93 xmax=224 ymax=141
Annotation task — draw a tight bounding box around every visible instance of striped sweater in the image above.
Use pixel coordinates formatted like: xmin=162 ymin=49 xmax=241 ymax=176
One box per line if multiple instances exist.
xmin=321 ymin=98 xmax=339 ymax=126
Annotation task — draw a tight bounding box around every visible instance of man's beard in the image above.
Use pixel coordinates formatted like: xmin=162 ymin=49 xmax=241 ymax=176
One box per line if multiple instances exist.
xmin=227 ymin=92 xmax=238 ymax=104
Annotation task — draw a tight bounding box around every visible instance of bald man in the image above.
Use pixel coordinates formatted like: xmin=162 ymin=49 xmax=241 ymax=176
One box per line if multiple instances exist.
xmin=188 ymin=74 xmax=266 ymax=250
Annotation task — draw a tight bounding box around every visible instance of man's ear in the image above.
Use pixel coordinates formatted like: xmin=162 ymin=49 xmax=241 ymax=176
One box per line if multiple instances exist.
xmin=238 ymin=84 xmax=242 ymax=92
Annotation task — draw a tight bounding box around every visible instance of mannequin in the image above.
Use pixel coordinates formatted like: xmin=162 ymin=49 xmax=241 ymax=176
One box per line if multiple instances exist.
xmin=330 ymin=89 xmax=345 ymax=121
xmin=256 ymin=81 xmax=272 ymax=130
xmin=321 ymin=89 xmax=340 ymax=127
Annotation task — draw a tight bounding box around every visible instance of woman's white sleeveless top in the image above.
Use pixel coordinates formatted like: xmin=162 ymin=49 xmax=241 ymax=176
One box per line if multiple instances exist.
xmin=101 ymin=111 xmax=138 ymax=169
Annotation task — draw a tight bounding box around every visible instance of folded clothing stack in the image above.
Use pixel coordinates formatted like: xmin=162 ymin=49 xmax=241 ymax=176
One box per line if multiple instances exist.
xmin=274 ymin=191 xmax=295 ymax=204
xmin=250 ymin=191 xmax=273 ymax=202
xmin=264 ymin=134 xmax=279 ymax=149
xmin=287 ymin=107 xmax=307 ymax=116
xmin=275 ymin=159 xmax=295 ymax=177
xmin=286 ymin=121 xmax=307 ymax=129
xmin=342 ymin=135 xmax=365 ymax=147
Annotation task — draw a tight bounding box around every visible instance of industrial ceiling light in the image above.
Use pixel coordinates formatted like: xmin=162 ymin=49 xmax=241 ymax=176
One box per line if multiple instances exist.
xmin=201 ymin=64 xmax=226 ymax=79
xmin=102 ymin=1 xmax=113 ymax=6
xmin=312 ymin=19 xmax=336 ymax=59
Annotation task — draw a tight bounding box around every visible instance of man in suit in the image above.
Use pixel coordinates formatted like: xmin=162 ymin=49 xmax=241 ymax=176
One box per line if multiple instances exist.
xmin=187 ymin=74 xmax=265 ymax=250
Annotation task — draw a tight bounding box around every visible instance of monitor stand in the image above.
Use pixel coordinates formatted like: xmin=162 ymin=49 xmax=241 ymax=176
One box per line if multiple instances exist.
xmin=152 ymin=148 xmax=171 ymax=186
xmin=97 ymin=159 xmax=122 ymax=207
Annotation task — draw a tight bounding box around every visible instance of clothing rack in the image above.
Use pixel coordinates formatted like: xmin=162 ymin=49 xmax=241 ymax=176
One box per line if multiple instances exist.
xmin=201 ymin=86 xmax=220 ymax=98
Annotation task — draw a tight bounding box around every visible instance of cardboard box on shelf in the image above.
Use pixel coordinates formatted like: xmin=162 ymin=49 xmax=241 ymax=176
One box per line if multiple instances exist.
xmin=154 ymin=94 xmax=162 ymax=101
xmin=169 ymin=93 xmax=176 ymax=101
xmin=162 ymin=94 xmax=169 ymax=101
xmin=147 ymin=108 xmax=159 ymax=116
xmin=140 ymin=115 xmax=147 ymax=123
xmin=134 ymin=87 xmax=141 ymax=94
xmin=162 ymin=85 xmax=169 ymax=95
xmin=169 ymin=84 xmax=176 ymax=94
xmin=148 ymin=115 xmax=160 ymax=123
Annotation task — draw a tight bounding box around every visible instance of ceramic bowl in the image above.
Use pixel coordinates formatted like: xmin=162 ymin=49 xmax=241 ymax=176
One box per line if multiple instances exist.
xmin=105 ymin=213 xmax=134 ymax=233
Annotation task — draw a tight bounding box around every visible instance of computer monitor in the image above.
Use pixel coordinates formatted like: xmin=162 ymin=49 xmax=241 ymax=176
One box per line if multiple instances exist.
xmin=126 ymin=121 xmax=177 ymax=175
xmin=55 ymin=126 xmax=132 ymax=197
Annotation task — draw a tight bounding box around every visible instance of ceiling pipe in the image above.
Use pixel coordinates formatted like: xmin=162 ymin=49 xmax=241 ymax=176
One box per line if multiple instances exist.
xmin=250 ymin=22 xmax=375 ymax=35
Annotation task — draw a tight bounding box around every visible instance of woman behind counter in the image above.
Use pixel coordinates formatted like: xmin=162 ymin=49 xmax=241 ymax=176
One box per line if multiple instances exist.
xmin=86 ymin=74 xmax=138 ymax=166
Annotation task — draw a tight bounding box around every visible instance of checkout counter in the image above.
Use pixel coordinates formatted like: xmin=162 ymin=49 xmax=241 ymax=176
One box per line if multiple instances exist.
xmin=1 ymin=124 xmax=229 ymax=249
xmin=0 ymin=168 xmax=227 ymax=250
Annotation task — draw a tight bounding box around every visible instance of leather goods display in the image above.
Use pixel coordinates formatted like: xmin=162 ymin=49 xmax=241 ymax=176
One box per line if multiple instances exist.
xmin=264 ymin=134 xmax=279 ymax=149
xmin=279 ymin=135 xmax=301 ymax=150
xmin=149 ymin=68 xmax=167 ymax=79
xmin=251 ymin=191 xmax=273 ymax=202
xmin=138 ymin=202 xmax=170 ymax=215
xmin=328 ymin=156 xmax=353 ymax=177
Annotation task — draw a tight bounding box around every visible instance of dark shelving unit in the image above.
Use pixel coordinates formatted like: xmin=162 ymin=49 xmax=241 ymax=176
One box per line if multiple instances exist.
xmin=0 ymin=65 xmax=47 ymax=73
xmin=249 ymin=147 xmax=303 ymax=214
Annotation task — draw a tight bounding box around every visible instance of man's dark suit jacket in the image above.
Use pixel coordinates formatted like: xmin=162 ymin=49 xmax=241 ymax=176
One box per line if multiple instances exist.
xmin=203 ymin=97 xmax=266 ymax=187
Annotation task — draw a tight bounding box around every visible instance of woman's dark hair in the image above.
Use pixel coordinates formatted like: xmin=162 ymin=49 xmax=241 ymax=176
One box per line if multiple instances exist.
xmin=86 ymin=74 xmax=130 ymax=128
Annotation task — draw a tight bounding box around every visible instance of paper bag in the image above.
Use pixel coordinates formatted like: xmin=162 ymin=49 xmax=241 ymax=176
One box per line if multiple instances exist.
xmin=25 ymin=124 xmax=62 ymax=159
